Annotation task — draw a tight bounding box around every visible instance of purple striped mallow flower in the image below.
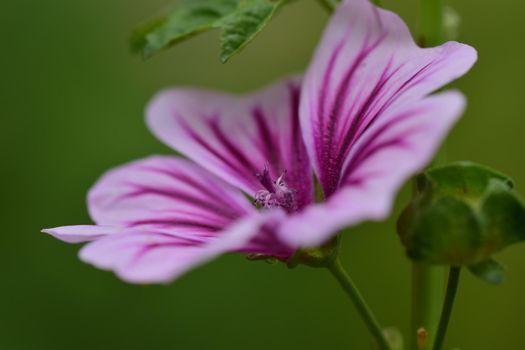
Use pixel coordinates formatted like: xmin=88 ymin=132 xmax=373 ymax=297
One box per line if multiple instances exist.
xmin=43 ymin=0 xmax=476 ymax=283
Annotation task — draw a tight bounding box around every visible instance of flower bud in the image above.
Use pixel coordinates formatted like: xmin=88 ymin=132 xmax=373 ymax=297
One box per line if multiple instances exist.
xmin=397 ymin=162 xmax=524 ymax=283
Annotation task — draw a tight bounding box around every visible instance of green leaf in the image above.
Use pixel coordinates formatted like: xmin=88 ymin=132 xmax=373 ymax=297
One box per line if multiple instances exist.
xmin=397 ymin=162 xmax=525 ymax=279
xmin=131 ymin=0 xmax=285 ymax=62
xmin=468 ymin=258 xmax=505 ymax=285
xmin=219 ymin=0 xmax=282 ymax=62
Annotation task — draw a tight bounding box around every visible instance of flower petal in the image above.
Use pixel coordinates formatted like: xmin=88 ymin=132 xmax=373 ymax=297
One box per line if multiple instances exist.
xmin=42 ymin=225 xmax=120 ymax=243
xmin=88 ymin=155 xmax=254 ymax=235
xmin=79 ymin=211 xmax=286 ymax=284
xmin=301 ymin=0 xmax=477 ymax=196
xmin=281 ymin=91 xmax=466 ymax=247
xmin=146 ymin=78 xmax=313 ymax=208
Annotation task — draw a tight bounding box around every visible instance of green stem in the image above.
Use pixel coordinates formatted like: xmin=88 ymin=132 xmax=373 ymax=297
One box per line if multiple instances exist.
xmin=411 ymin=1 xmax=446 ymax=349
xmin=411 ymin=264 xmax=445 ymax=350
xmin=328 ymin=258 xmax=391 ymax=350
xmin=433 ymin=267 xmax=461 ymax=350
xmin=419 ymin=0 xmax=444 ymax=47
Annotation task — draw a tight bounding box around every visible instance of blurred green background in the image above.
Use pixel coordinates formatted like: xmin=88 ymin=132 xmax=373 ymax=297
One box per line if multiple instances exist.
xmin=2 ymin=0 xmax=524 ymax=349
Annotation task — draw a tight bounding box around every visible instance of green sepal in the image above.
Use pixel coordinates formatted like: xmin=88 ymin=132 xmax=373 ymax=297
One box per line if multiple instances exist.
xmin=398 ymin=195 xmax=484 ymax=265
xmin=468 ymin=258 xmax=505 ymax=285
xmin=246 ymin=254 xmax=279 ymax=265
xmin=415 ymin=161 xmax=512 ymax=201
xmin=131 ymin=0 xmax=285 ymax=62
xmin=287 ymin=236 xmax=341 ymax=269
xmin=481 ymin=181 xmax=525 ymax=249
xmin=397 ymin=162 xmax=525 ymax=283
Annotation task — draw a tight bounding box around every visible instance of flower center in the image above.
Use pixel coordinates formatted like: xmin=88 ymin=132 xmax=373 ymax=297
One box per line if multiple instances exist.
xmin=254 ymin=165 xmax=297 ymax=212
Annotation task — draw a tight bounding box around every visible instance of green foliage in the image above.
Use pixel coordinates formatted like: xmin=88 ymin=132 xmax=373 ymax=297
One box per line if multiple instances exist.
xmin=397 ymin=162 xmax=525 ymax=284
xmin=131 ymin=0 xmax=285 ymax=62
